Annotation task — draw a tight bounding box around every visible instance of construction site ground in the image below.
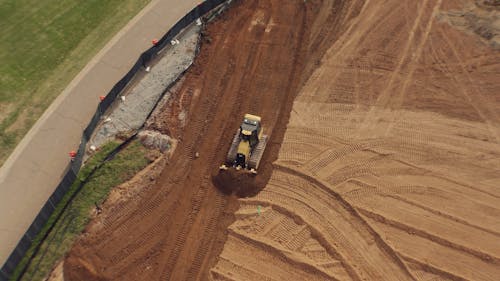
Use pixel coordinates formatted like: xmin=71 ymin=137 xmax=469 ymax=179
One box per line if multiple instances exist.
xmin=65 ymin=0 xmax=500 ymax=280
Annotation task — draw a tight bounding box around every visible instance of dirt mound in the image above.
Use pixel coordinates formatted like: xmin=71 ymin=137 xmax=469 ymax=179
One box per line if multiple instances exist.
xmin=212 ymin=169 xmax=267 ymax=197
xmin=137 ymin=130 xmax=173 ymax=152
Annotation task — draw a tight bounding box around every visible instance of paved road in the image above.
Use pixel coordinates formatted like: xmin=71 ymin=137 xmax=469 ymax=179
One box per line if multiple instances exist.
xmin=0 ymin=0 xmax=201 ymax=268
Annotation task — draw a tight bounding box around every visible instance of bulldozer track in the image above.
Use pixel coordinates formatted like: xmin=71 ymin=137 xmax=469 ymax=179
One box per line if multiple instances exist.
xmin=184 ymin=195 xmax=227 ymax=280
xmin=248 ymin=135 xmax=267 ymax=169
xmin=225 ymin=129 xmax=240 ymax=164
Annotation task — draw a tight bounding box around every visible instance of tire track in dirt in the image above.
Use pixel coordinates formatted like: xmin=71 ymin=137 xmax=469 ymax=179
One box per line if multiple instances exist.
xmin=76 ymin=1 xmax=262 ymax=277
xmin=356 ymin=0 xmax=433 ymax=138
xmin=321 ymin=3 xmax=405 ymax=105
xmin=342 ymin=178 xmax=500 ymax=237
xmin=382 ymin=0 xmax=443 ymax=136
xmin=234 ymin=198 xmax=362 ymax=281
xmin=393 ymin=157 xmax=500 ymax=200
xmin=232 ymin=201 xmax=355 ymax=280
xmin=157 ymin=4 xmax=265 ymax=278
xmin=337 ymin=172 xmax=500 ymax=262
xmin=300 ymin=0 xmax=386 ymax=102
xmin=227 ymin=229 xmax=338 ymax=280
xmin=357 ymin=207 xmax=500 ymax=263
xmin=400 ymin=255 xmax=467 ymax=281
xmin=237 ymin=165 xmax=417 ymax=280
xmin=365 ymin=217 xmax=500 ymax=281
xmin=156 ymin=6 xmax=272 ymax=277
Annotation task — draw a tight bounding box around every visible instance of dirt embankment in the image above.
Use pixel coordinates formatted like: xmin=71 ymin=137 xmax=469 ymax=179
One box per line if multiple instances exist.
xmin=64 ymin=0 xmax=348 ymax=280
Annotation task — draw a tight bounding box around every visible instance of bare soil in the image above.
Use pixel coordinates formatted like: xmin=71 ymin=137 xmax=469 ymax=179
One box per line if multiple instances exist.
xmin=64 ymin=0 xmax=335 ymax=280
xmin=213 ymin=0 xmax=500 ymax=280
xmin=65 ymin=0 xmax=500 ymax=280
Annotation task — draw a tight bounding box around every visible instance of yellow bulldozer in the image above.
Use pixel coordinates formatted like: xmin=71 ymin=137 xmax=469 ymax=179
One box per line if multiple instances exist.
xmin=220 ymin=114 xmax=268 ymax=174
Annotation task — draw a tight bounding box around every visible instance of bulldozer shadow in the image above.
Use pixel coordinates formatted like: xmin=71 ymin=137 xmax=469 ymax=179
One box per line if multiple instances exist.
xmin=211 ymin=168 xmax=265 ymax=198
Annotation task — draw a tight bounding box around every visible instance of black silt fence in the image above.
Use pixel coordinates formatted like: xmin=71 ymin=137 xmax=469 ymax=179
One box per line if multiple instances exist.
xmin=0 ymin=0 xmax=230 ymax=280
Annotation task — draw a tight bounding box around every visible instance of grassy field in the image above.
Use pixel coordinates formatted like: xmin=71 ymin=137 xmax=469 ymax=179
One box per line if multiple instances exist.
xmin=10 ymin=140 xmax=152 ymax=281
xmin=0 ymin=0 xmax=150 ymax=166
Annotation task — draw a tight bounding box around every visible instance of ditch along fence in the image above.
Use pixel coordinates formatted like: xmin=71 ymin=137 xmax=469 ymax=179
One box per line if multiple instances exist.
xmin=0 ymin=0 xmax=231 ymax=280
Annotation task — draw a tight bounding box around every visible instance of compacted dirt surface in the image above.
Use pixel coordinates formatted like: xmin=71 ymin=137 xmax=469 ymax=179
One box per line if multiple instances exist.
xmin=211 ymin=0 xmax=500 ymax=280
xmin=66 ymin=0 xmax=500 ymax=280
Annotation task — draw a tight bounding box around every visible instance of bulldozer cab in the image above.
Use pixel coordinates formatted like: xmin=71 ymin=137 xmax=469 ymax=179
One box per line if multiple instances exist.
xmin=240 ymin=115 xmax=261 ymax=148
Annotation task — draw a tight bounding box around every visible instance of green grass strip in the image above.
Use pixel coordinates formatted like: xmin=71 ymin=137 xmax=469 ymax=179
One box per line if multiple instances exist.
xmin=0 ymin=0 xmax=150 ymax=166
xmin=10 ymin=140 xmax=152 ymax=281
